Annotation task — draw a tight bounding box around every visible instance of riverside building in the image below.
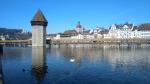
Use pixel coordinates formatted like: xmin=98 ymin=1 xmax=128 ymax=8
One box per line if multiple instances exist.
xmin=53 ymin=22 xmax=150 ymax=40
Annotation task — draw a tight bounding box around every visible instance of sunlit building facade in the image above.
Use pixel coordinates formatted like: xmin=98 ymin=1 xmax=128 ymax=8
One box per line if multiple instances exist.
xmin=54 ymin=22 xmax=150 ymax=40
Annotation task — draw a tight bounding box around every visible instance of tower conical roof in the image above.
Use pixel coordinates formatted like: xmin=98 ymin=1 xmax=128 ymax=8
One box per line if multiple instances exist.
xmin=31 ymin=10 xmax=48 ymax=26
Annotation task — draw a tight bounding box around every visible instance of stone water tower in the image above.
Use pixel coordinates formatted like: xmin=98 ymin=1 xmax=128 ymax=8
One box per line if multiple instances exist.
xmin=31 ymin=10 xmax=48 ymax=46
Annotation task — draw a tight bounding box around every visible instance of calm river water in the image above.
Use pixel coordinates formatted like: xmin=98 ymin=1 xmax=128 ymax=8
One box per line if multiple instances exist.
xmin=0 ymin=46 xmax=150 ymax=84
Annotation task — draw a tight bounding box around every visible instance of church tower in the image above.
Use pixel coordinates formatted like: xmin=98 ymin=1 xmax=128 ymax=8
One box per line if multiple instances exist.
xmin=76 ymin=21 xmax=82 ymax=33
xmin=31 ymin=10 xmax=48 ymax=46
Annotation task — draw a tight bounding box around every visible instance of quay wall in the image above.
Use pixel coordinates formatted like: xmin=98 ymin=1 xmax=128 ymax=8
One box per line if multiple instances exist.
xmin=51 ymin=43 xmax=150 ymax=48
xmin=51 ymin=39 xmax=150 ymax=48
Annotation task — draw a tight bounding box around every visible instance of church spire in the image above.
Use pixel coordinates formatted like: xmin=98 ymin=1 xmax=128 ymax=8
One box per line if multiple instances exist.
xmin=76 ymin=21 xmax=82 ymax=28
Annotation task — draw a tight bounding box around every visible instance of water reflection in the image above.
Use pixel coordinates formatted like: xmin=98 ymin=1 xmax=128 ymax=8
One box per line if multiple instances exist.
xmin=0 ymin=53 xmax=4 ymax=84
xmin=1 ymin=47 xmax=150 ymax=84
xmin=54 ymin=47 xmax=104 ymax=64
xmin=50 ymin=47 xmax=150 ymax=83
xmin=53 ymin=47 xmax=150 ymax=72
xmin=31 ymin=47 xmax=47 ymax=83
xmin=103 ymin=48 xmax=150 ymax=71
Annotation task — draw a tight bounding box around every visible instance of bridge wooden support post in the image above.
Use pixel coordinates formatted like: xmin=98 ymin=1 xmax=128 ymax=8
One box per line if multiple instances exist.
xmin=57 ymin=41 xmax=60 ymax=48
xmin=66 ymin=44 xmax=69 ymax=48
xmin=46 ymin=39 xmax=51 ymax=48
xmin=127 ymin=43 xmax=129 ymax=48
xmin=0 ymin=54 xmax=3 ymax=84
xmin=0 ymin=44 xmax=3 ymax=54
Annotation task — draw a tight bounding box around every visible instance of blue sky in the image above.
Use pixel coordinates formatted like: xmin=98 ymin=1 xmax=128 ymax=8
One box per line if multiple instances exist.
xmin=0 ymin=0 xmax=150 ymax=33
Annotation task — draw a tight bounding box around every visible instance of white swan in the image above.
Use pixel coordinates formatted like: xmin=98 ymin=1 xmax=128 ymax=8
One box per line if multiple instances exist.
xmin=70 ymin=59 xmax=75 ymax=62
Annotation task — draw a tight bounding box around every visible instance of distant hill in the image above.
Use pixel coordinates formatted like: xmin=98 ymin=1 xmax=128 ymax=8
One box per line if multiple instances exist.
xmin=0 ymin=28 xmax=23 ymax=34
xmin=0 ymin=28 xmax=32 ymax=40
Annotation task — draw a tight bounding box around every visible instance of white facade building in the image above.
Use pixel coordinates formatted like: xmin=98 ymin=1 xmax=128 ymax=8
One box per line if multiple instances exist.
xmin=106 ymin=23 xmax=142 ymax=39
xmin=89 ymin=27 xmax=103 ymax=39
xmin=138 ymin=23 xmax=150 ymax=38
xmin=105 ymin=23 xmax=150 ymax=39
xmin=71 ymin=34 xmax=84 ymax=39
xmin=110 ymin=24 xmax=133 ymax=39
xmin=140 ymin=30 xmax=150 ymax=38
xmin=53 ymin=23 xmax=150 ymax=40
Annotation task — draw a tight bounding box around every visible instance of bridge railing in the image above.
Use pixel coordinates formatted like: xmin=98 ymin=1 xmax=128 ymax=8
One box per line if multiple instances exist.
xmin=0 ymin=40 xmax=32 ymax=44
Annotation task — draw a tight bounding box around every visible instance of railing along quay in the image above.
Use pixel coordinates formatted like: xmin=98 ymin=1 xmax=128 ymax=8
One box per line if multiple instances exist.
xmin=51 ymin=38 xmax=150 ymax=45
xmin=0 ymin=40 xmax=32 ymax=45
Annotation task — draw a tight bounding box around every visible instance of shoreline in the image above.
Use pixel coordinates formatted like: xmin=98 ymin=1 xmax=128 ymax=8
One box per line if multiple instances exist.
xmin=51 ymin=43 xmax=150 ymax=48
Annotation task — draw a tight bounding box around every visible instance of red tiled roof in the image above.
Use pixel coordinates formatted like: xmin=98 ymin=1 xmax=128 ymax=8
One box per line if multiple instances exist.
xmin=138 ymin=23 xmax=150 ymax=30
xmin=64 ymin=30 xmax=78 ymax=36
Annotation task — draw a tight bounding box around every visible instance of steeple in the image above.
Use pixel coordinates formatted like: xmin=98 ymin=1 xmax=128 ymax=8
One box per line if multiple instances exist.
xmin=31 ymin=9 xmax=48 ymax=26
xmin=76 ymin=21 xmax=82 ymax=28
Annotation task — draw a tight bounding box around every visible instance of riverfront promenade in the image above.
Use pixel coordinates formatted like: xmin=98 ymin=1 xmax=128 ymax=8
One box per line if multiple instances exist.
xmin=0 ymin=38 xmax=150 ymax=47
xmin=51 ymin=38 xmax=150 ymax=44
xmin=0 ymin=40 xmax=31 ymax=44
